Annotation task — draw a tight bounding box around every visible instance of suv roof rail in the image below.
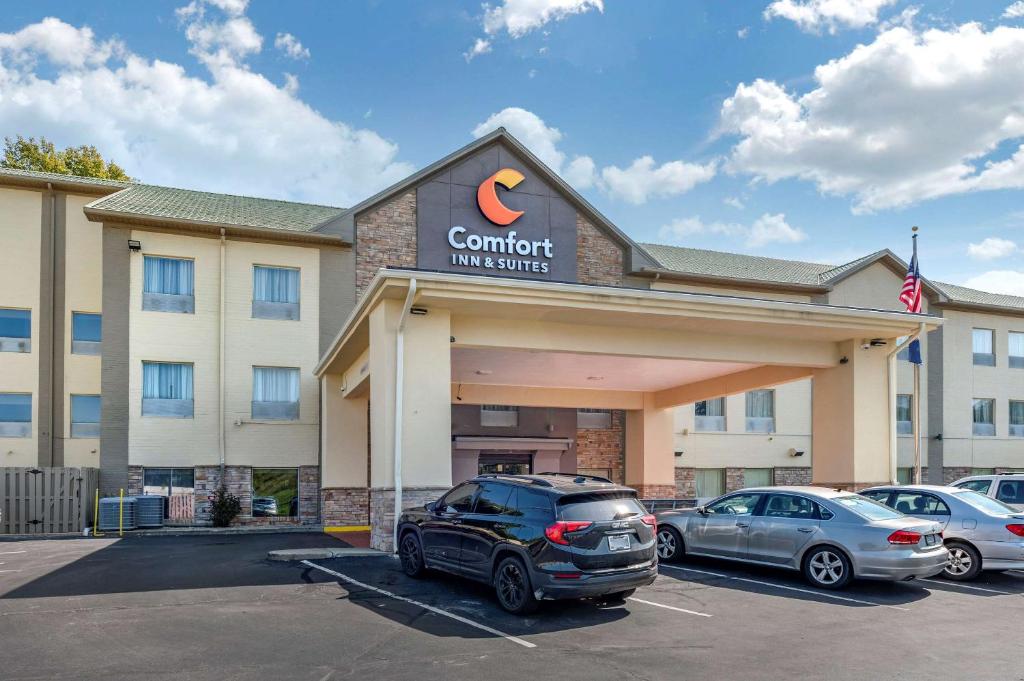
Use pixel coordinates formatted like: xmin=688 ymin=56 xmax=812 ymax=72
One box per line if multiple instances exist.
xmin=535 ymin=471 xmax=614 ymax=484
xmin=996 ymin=471 xmax=1024 ymax=475
xmin=475 ymin=473 xmax=554 ymax=487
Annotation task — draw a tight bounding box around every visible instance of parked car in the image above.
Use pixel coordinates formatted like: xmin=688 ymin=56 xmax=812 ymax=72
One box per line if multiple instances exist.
xmin=860 ymin=484 xmax=1024 ymax=581
xmin=252 ymin=496 xmax=278 ymax=517
xmin=396 ymin=473 xmax=658 ymax=614
xmin=655 ymin=486 xmax=948 ymax=589
xmin=950 ymin=473 xmax=1024 ymax=511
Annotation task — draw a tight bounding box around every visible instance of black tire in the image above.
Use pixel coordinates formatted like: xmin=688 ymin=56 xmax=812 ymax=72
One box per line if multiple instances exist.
xmin=656 ymin=525 xmax=684 ymax=563
xmin=943 ymin=542 xmax=982 ymax=581
xmin=602 ymin=588 xmax=636 ymax=602
xmin=399 ymin=532 xmax=426 ymax=578
xmin=802 ymin=546 xmax=853 ymax=590
xmin=494 ymin=556 xmax=538 ymax=614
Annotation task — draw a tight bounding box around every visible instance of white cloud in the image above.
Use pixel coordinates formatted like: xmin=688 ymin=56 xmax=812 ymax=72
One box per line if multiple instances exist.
xmin=602 ymin=156 xmax=717 ymax=204
xmin=658 ymin=213 xmax=806 ymax=248
xmin=723 ymin=196 xmax=745 ymax=209
xmin=719 ymin=23 xmax=1024 ymax=213
xmin=764 ymin=0 xmax=897 ymax=34
xmin=1004 ymin=2 xmax=1024 ymax=19
xmin=967 ymin=237 xmax=1019 ymax=260
xmin=964 ymin=270 xmax=1024 ymax=296
xmin=483 ymin=0 xmax=603 ymax=38
xmin=737 ymin=27 xmax=750 ymax=39
xmin=0 ymin=10 xmax=413 ymax=205
xmin=274 ymin=32 xmax=309 ymax=60
xmin=463 ymin=38 xmax=491 ymax=62
xmin=466 ymin=0 xmax=602 ymax=59
xmin=472 ymin=107 xmax=714 ymax=202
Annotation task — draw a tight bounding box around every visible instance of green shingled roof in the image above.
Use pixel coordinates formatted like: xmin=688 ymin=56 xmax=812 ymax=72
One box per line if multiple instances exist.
xmin=641 ymin=242 xmax=1023 ymax=311
xmin=0 ymin=166 xmax=131 ymax=189
xmin=86 ymin=183 xmax=345 ymax=233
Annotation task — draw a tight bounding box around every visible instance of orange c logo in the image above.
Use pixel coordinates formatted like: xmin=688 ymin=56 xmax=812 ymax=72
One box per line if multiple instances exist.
xmin=477 ymin=168 xmax=525 ymax=226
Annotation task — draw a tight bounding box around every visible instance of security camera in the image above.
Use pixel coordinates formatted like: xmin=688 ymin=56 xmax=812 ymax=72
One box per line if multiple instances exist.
xmin=860 ymin=342 xmax=871 ymax=350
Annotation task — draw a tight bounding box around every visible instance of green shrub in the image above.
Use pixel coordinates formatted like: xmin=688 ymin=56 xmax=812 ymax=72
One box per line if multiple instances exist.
xmin=209 ymin=486 xmax=241 ymax=527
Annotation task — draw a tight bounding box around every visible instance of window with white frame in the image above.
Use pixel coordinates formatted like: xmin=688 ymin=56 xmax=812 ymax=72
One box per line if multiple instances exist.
xmin=972 ymin=328 xmax=995 ymax=366
xmin=0 ymin=308 xmax=31 ymax=353
xmin=896 ymin=394 xmax=913 ymax=435
xmin=695 ymin=397 xmax=726 ymax=432
xmin=71 ymin=312 xmax=101 ymax=355
xmin=972 ymin=398 xmax=995 ymax=437
xmin=0 ymin=393 xmax=32 ymax=438
xmin=480 ymin=404 xmax=518 ymax=427
xmin=1010 ymin=332 xmax=1024 ymax=369
xmin=253 ymin=265 xmax=300 ymax=320
xmin=745 ymin=389 xmax=775 ymax=433
xmin=143 ymin=256 xmax=195 ymax=313
xmin=70 ymin=394 xmax=101 ymax=438
xmin=252 ymin=366 xmax=300 ymax=420
xmin=1010 ymin=400 xmax=1024 ymax=438
xmin=142 ymin=362 xmax=194 ymax=418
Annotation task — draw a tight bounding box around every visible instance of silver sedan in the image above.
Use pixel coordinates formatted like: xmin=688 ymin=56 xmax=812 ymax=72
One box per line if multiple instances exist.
xmin=860 ymin=484 xmax=1024 ymax=581
xmin=655 ymin=486 xmax=948 ymax=589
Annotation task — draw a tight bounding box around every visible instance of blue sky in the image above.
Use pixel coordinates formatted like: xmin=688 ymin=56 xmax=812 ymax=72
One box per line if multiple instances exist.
xmin=2 ymin=0 xmax=1023 ymax=294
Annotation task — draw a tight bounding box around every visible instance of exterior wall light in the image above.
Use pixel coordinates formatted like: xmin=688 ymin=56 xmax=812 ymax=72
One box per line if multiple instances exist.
xmin=128 ymin=239 xmax=142 ymax=252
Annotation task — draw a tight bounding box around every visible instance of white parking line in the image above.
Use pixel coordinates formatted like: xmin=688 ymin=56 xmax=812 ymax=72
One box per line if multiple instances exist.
xmin=918 ymin=578 xmax=1014 ymax=595
xmin=0 ymin=551 xmax=26 ymax=556
xmin=660 ymin=564 xmax=908 ymax=611
xmin=0 ymin=569 xmax=21 ymax=573
xmin=301 ymin=560 xmax=536 ymax=649
xmin=627 ymin=597 xmax=712 ymax=618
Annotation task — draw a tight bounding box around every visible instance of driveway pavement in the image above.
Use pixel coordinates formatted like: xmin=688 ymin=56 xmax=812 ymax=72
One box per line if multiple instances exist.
xmin=1 ymin=534 xmax=1021 ymax=680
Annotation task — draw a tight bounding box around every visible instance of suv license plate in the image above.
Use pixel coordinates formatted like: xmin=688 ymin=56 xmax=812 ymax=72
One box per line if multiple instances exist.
xmin=608 ymin=534 xmax=631 ymax=552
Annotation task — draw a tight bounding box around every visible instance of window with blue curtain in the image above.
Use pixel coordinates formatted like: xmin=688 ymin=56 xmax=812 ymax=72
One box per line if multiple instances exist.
xmin=253 ymin=367 xmax=299 ymax=420
xmin=72 ymin=313 xmax=102 ymax=341
xmin=0 ymin=309 xmax=30 ymax=338
xmin=71 ymin=394 xmax=101 ymax=438
xmin=253 ymin=266 xmax=299 ymax=303
xmin=0 ymin=393 xmax=31 ymax=437
xmin=142 ymin=362 xmax=194 ymax=418
xmin=144 ymin=256 xmax=194 ymax=295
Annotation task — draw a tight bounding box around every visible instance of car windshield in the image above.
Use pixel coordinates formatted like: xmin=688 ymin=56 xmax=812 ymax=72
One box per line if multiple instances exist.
xmin=954 ymin=489 xmax=1019 ymax=515
xmin=833 ymin=495 xmax=904 ymax=520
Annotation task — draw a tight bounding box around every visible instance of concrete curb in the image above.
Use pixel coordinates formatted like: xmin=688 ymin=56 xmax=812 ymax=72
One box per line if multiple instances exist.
xmin=268 ymin=547 xmax=388 ymax=561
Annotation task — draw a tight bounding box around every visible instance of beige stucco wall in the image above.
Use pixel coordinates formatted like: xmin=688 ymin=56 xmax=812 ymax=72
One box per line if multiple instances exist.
xmin=673 ymin=379 xmax=812 ymax=469
xmin=0 ymin=188 xmax=41 ymax=466
xmin=62 ymin=194 xmax=103 ymax=467
xmin=651 ymin=280 xmax=813 ymax=303
xmin=129 ymin=231 xmax=321 ymax=468
xmin=940 ymin=308 xmax=1024 ymax=467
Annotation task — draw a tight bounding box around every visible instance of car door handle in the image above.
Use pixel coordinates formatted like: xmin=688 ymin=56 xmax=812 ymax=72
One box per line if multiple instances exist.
xmin=736 ymin=522 xmax=750 ymax=528
xmin=450 ymin=519 xmax=462 ymax=525
xmin=797 ymin=527 xmax=814 ymax=533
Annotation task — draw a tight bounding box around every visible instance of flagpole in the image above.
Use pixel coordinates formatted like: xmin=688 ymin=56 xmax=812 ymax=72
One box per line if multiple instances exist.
xmin=912 ymin=227 xmax=922 ymax=485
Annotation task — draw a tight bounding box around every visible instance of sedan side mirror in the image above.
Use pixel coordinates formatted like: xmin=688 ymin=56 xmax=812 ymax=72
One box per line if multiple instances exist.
xmin=697 ymin=505 xmax=710 ymax=515
xmin=425 ymin=501 xmax=437 ymax=513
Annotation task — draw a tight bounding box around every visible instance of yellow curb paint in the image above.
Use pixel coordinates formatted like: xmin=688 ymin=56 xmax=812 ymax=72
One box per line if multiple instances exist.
xmin=324 ymin=526 xmax=371 ymax=533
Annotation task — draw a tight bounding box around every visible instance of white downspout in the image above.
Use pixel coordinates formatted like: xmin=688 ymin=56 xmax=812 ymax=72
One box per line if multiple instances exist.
xmin=393 ymin=278 xmax=417 ymax=552
xmin=218 ymin=229 xmax=226 ymax=482
xmin=887 ymin=323 xmax=925 ymax=484
xmin=46 ymin=183 xmax=56 ymax=467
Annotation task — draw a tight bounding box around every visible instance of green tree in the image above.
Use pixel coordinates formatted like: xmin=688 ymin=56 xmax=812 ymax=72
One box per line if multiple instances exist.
xmin=2 ymin=135 xmax=132 ymax=181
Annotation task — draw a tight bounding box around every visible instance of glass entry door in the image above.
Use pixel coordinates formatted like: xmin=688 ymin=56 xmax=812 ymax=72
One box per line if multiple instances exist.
xmin=478 ymin=450 xmax=533 ymax=475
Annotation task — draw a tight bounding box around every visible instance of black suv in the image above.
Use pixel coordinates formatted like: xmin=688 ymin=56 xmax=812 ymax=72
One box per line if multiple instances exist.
xmin=396 ymin=473 xmax=658 ymax=613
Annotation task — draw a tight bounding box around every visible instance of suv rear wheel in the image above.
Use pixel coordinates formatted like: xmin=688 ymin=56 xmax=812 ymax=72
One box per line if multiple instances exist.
xmin=399 ymin=532 xmax=426 ymax=578
xmin=494 ymin=556 xmax=538 ymax=614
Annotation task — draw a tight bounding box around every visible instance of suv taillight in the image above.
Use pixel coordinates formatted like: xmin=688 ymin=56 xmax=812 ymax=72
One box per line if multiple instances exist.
xmin=545 ymin=520 xmax=592 ymax=545
xmin=887 ymin=530 xmax=922 ymax=545
xmin=641 ymin=514 xmax=656 ymax=528
xmin=1006 ymin=524 xmax=1024 ymax=537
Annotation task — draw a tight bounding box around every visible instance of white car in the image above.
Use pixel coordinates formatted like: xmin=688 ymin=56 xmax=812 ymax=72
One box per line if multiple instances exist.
xmin=951 ymin=474 xmax=1024 ymax=512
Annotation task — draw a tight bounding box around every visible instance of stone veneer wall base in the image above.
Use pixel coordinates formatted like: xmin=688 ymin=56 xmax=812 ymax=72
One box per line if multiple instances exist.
xmin=370 ymin=486 xmax=449 ymax=553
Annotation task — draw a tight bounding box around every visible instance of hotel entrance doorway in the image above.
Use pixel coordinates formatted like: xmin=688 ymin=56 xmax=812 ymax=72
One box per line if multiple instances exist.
xmin=478 ymin=450 xmax=533 ymax=475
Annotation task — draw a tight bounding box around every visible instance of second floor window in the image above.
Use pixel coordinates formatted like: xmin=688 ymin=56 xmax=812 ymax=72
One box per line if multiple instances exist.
xmin=0 ymin=393 xmax=32 ymax=438
xmin=695 ymin=397 xmax=726 ymax=432
xmin=745 ymin=389 xmax=775 ymax=433
xmin=1010 ymin=332 xmax=1024 ymax=369
xmin=0 ymin=308 xmax=31 ymax=353
xmin=70 ymin=394 xmax=101 ymax=438
xmin=972 ymin=328 xmax=995 ymax=366
xmin=972 ymin=398 xmax=995 ymax=437
xmin=143 ymin=256 xmax=195 ymax=313
xmin=253 ymin=266 xmax=300 ymax=320
xmin=71 ymin=312 xmax=102 ymax=355
xmin=1011 ymin=400 xmax=1024 ymax=438
xmin=252 ymin=366 xmax=300 ymax=420
xmin=896 ymin=394 xmax=913 ymax=435
xmin=142 ymin=362 xmax=194 ymax=418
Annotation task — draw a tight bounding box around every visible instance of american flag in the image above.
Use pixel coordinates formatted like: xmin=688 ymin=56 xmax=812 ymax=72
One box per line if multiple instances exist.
xmin=898 ymin=240 xmax=923 ymax=364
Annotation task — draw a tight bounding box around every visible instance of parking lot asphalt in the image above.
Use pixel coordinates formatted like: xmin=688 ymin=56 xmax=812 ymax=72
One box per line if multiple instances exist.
xmin=1 ymin=534 xmax=1022 ymax=681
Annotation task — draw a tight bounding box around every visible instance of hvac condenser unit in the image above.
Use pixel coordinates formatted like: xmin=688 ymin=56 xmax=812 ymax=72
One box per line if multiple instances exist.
xmin=98 ymin=496 xmax=138 ymax=531
xmin=134 ymin=495 xmax=165 ymax=528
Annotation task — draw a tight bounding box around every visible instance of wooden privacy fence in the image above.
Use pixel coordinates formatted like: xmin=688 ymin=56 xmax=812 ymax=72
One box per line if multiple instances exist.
xmin=0 ymin=467 xmax=99 ymax=534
